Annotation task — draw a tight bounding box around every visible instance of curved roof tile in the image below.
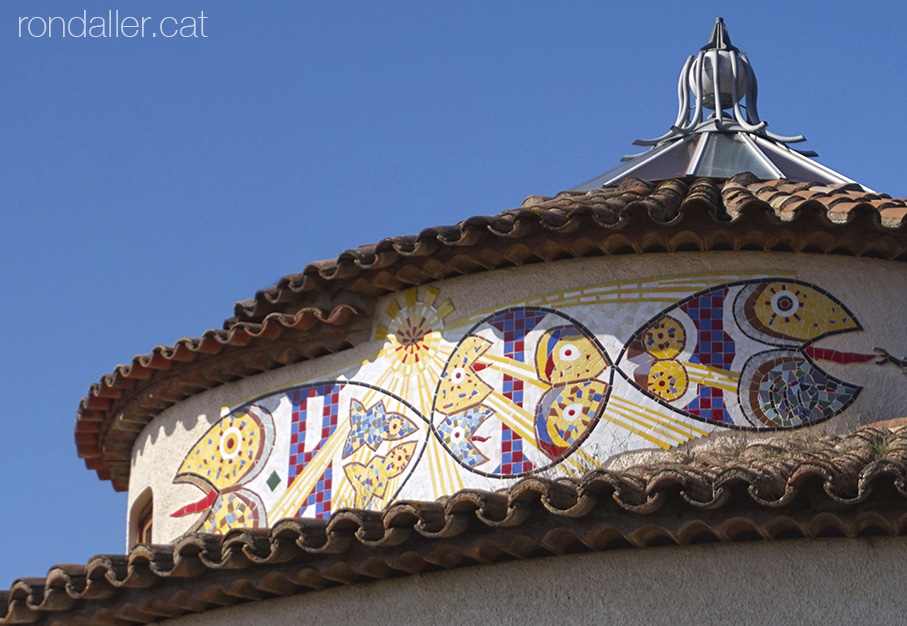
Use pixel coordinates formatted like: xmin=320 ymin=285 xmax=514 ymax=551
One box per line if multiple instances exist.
xmin=11 ymin=425 xmax=907 ymax=625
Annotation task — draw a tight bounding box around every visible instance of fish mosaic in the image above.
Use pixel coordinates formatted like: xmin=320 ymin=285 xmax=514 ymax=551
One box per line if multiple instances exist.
xmin=616 ymin=280 xmax=861 ymax=429
xmin=169 ymin=275 xmax=903 ymax=535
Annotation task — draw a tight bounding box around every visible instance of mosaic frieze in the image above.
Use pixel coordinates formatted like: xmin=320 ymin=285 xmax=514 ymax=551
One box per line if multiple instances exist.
xmin=170 ymin=274 xmax=903 ymax=534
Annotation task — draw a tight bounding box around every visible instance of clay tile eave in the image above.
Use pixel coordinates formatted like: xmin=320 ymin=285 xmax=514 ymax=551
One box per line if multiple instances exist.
xmin=13 ymin=424 xmax=907 ymax=625
xmin=230 ymin=177 xmax=906 ymax=328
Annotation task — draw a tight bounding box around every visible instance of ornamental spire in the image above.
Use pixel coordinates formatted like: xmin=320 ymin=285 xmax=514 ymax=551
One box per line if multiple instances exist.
xmin=635 ymin=17 xmax=806 ymax=147
xmin=572 ymin=18 xmax=864 ymax=190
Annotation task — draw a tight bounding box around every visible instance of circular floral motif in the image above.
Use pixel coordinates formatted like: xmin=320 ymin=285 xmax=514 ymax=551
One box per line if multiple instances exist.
xmin=643 ymin=316 xmax=686 ymax=360
xmin=647 ymin=359 xmax=689 ymax=402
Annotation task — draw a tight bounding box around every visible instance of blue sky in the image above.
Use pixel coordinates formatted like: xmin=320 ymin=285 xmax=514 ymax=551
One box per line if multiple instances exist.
xmin=1 ymin=0 xmax=905 ymax=585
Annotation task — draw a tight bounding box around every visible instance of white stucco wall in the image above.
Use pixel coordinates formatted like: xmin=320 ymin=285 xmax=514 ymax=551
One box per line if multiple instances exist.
xmin=159 ymin=537 xmax=907 ymax=626
xmin=126 ymin=252 xmax=907 ymax=545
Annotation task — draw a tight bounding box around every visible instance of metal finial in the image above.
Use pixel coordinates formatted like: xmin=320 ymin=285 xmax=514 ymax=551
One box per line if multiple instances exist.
xmin=634 ymin=17 xmax=806 ymax=147
xmin=571 ymin=17 xmax=866 ymax=190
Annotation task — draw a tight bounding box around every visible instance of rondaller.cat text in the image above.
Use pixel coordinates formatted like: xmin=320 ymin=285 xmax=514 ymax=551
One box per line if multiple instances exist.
xmin=19 ymin=11 xmax=208 ymax=38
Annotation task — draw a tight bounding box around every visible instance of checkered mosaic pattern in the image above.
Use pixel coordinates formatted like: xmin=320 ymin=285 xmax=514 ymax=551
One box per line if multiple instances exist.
xmin=287 ymin=383 xmax=343 ymax=486
xmin=679 ymin=287 xmax=736 ymax=423
xmin=488 ymin=310 xmax=542 ymax=475
xmin=681 ymin=288 xmax=736 ymax=370
xmin=685 ymin=385 xmax=731 ymax=424
xmin=297 ymin=467 xmax=333 ymax=519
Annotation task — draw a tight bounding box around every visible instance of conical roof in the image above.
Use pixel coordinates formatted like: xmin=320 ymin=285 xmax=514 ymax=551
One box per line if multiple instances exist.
xmin=574 ymin=18 xmax=862 ymax=190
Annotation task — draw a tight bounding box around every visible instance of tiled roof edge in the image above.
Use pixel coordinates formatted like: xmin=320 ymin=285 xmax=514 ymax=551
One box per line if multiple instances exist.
xmin=10 ymin=425 xmax=907 ymax=625
xmin=230 ymin=176 xmax=907 ymax=325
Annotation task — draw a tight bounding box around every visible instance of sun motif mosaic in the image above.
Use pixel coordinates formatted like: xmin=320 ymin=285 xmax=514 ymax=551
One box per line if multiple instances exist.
xmin=376 ymin=286 xmax=454 ymax=376
xmin=170 ymin=274 xmax=900 ymax=536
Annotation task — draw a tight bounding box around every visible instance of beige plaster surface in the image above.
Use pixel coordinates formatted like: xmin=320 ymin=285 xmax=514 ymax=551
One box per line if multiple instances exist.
xmin=126 ymin=252 xmax=907 ymax=545
xmin=161 ymin=537 xmax=907 ymax=626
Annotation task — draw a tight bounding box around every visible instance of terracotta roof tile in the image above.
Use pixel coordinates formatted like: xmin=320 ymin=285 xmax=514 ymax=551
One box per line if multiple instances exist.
xmin=235 ymin=176 xmax=906 ymax=325
xmin=76 ymin=175 xmax=907 ymax=490
xmin=9 ymin=425 xmax=907 ymax=625
xmin=881 ymin=207 xmax=907 ymax=222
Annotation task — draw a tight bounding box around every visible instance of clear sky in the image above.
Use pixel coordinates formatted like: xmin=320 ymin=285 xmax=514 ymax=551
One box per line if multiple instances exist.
xmin=1 ymin=0 xmax=905 ymax=586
